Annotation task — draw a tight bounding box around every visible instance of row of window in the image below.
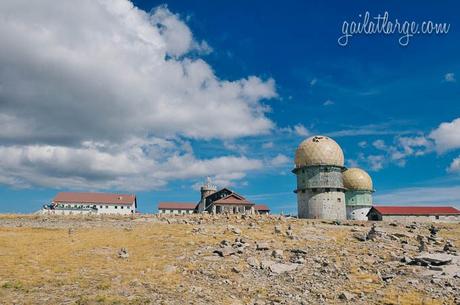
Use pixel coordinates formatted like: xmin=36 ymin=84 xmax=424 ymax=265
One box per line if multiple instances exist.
xmin=57 ymin=204 xmax=131 ymax=210
xmin=159 ymin=209 xmax=194 ymax=214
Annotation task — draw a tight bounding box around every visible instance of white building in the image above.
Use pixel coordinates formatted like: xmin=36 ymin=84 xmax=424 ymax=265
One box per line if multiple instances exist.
xmin=158 ymin=202 xmax=196 ymax=214
xmin=42 ymin=192 xmax=137 ymax=215
xmin=367 ymin=206 xmax=460 ymax=222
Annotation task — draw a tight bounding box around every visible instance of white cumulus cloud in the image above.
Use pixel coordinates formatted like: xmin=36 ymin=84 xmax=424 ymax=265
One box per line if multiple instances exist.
xmin=0 ymin=0 xmax=277 ymax=190
xmin=448 ymin=156 xmax=460 ymax=174
xmin=430 ymin=118 xmax=460 ymax=153
xmin=293 ymin=124 xmax=310 ymax=137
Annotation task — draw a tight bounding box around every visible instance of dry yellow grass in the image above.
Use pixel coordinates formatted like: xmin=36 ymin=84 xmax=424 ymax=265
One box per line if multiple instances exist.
xmin=0 ymin=223 xmax=210 ymax=304
xmin=0 ymin=216 xmax=458 ymax=305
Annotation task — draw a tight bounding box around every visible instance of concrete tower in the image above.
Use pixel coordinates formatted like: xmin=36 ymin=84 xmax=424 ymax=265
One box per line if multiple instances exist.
xmin=293 ymin=135 xmax=346 ymax=220
xmin=198 ymin=177 xmax=217 ymax=212
xmin=343 ymin=168 xmax=374 ymax=220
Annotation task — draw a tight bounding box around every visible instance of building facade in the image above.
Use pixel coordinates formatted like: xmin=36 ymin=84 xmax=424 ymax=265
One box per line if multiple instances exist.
xmin=157 ymin=178 xmax=266 ymax=215
xmin=42 ymin=192 xmax=137 ymax=215
xmin=254 ymin=204 xmax=270 ymax=215
xmin=158 ymin=202 xmax=196 ymax=214
xmin=367 ymin=206 xmax=460 ymax=222
xmin=293 ymin=135 xmax=346 ymax=220
xmin=202 ymin=188 xmax=255 ymax=214
xmin=343 ymin=168 xmax=374 ymax=220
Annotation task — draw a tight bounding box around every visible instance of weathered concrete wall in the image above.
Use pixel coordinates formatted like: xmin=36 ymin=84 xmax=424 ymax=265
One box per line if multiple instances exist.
xmin=346 ymin=206 xmax=371 ymax=220
xmin=297 ymin=190 xmax=346 ymax=220
xmin=345 ymin=191 xmax=372 ymax=206
xmin=295 ymin=166 xmax=344 ymax=190
xmin=380 ymin=215 xmax=460 ymax=223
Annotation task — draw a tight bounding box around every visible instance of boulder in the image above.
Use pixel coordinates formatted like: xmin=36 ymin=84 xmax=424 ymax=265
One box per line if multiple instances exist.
xmin=274 ymin=225 xmax=282 ymax=234
xmin=118 ymin=248 xmax=129 ymax=259
xmin=246 ymin=257 xmax=260 ymax=268
xmin=256 ymin=242 xmax=269 ymax=251
xmin=272 ymin=249 xmax=284 ymax=259
xmin=338 ymin=291 xmax=354 ymax=301
xmin=269 ymin=263 xmax=298 ymax=274
xmin=260 ymin=260 xmax=275 ymax=270
xmin=413 ymin=253 xmax=453 ymax=266
xmin=214 ymin=246 xmax=236 ymax=257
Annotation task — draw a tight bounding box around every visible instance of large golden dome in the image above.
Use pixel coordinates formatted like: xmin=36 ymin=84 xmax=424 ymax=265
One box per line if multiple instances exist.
xmin=343 ymin=168 xmax=373 ymax=191
xmin=294 ymin=135 xmax=344 ymax=167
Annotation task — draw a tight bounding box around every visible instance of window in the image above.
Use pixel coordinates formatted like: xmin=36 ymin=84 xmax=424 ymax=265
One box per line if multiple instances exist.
xmin=100 ymin=205 xmax=102 ymax=208
xmin=115 ymin=206 xmax=118 ymax=209
xmin=435 ymin=216 xmax=440 ymax=220
xmin=337 ymin=198 xmax=342 ymax=202
xmin=121 ymin=206 xmax=124 ymax=209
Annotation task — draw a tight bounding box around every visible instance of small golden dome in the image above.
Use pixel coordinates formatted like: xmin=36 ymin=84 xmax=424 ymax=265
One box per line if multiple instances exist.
xmin=343 ymin=168 xmax=373 ymax=191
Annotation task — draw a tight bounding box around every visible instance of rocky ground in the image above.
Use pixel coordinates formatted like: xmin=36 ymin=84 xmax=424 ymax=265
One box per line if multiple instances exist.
xmin=0 ymin=214 xmax=459 ymax=305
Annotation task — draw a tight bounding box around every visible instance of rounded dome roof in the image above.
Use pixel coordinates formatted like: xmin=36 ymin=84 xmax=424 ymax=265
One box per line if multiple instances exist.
xmin=343 ymin=168 xmax=373 ymax=191
xmin=294 ymin=135 xmax=344 ymax=167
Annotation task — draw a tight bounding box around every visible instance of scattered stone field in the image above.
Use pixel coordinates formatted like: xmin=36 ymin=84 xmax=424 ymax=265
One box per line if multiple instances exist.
xmin=0 ymin=214 xmax=459 ymax=305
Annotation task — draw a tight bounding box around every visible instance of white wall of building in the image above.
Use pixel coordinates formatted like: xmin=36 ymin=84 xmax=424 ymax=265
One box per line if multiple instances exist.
xmin=45 ymin=202 xmax=136 ymax=215
xmin=346 ymin=206 xmax=371 ymax=221
xmin=158 ymin=209 xmax=194 ymax=215
xmin=380 ymin=215 xmax=460 ymax=223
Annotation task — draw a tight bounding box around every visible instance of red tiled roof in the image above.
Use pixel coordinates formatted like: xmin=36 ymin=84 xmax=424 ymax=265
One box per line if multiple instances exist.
xmin=254 ymin=204 xmax=270 ymax=211
xmin=53 ymin=192 xmax=135 ymax=205
xmin=213 ymin=194 xmax=254 ymax=206
xmin=372 ymin=206 xmax=460 ymax=215
xmin=158 ymin=202 xmax=197 ymax=210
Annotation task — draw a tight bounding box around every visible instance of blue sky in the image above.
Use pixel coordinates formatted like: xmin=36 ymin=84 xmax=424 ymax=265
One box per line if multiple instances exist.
xmin=0 ymin=0 xmax=459 ymax=214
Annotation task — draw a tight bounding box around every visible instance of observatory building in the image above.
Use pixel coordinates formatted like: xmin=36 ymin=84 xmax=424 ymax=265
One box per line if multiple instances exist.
xmin=343 ymin=168 xmax=374 ymax=220
xmin=293 ymin=135 xmax=347 ymax=220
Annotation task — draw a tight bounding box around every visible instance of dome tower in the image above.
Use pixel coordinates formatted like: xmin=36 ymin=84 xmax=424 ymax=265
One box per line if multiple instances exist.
xmin=293 ymin=135 xmax=346 ymax=220
xmin=343 ymin=168 xmax=374 ymax=220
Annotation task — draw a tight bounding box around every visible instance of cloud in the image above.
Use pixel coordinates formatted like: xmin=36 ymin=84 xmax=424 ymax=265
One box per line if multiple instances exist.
xmin=352 ymin=135 xmax=433 ymax=171
xmin=448 ymin=156 xmax=460 ymax=173
xmin=0 ymin=0 xmax=277 ymax=190
xmin=223 ymin=141 xmax=249 ymax=154
xmin=309 ymin=78 xmax=317 ymax=87
xmin=262 ymin=142 xmax=274 ymax=149
xmin=269 ymin=154 xmax=290 ymax=167
xmin=374 ymin=186 xmax=460 ymax=208
xmin=367 ymin=155 xmax=385 ymax=171
xmin=327 ymin=122 xmax=409 ymax=137
xmin=0 ymin=0 xmax=277 ymax=144
xmin=323 ymin=99 xmax=334 ymax=106
xmin=429 ymin=117 xmax=460 ymax=153
xmin=293 ymin=124 xmax=310 ymax=137
xmin=444 ymin=72 xmax=456 ymax=83
xmin=0 ymin=140 xmax=263 ymax=190
xmin=369 ymin=136 xmax=433 ymax=169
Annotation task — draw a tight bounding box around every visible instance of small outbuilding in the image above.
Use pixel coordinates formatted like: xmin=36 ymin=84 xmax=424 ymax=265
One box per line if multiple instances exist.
xmin=367 ymin=206 xmax=460 ymax=222
xmin=254 ymin=204 xmax=270 ymax=215
xmin=158 ymin=202 xmax=196 ymax=214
